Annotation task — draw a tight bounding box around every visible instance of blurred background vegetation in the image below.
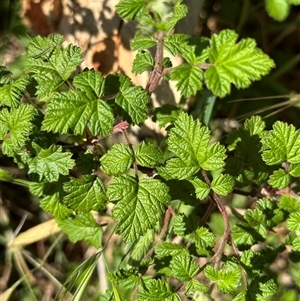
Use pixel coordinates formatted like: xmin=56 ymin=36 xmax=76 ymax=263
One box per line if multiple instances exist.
xmin=0 ymin=0 xmax=299 ymax=300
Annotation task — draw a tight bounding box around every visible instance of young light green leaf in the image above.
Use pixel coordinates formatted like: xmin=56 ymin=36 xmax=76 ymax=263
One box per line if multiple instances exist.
xmin=155 ymin=242 xmax=185 ymax=258
xmin=57 ymin=213 xmax=102 ymax=248
xmin=189 ymin=178 xmax=210 ymax=199
xmin=100 ymin=143 xmax=134 ymax=176
xmin=232 ymin=224 xmax=256 ymax=246
xmin=204 ymin=29 xmax=274 ymax=98
xmin=169 ymin=252 xmax=199 ymax=282
xmin=63 ymin=175 xmax=107 ymax=212
xmin=289 ymin=163 xmax=300 ymax=177
xmin=171 ymin=63 xmax=203 ymax=97
xmin=0 ymin=75 xmax=31 ymax=108
xmin=166 ymin=2 xmax=188 ymax=32
xmin=131 ymin=35 xmax=156 ymax=51
xmin=137 ymin=279 xmax=181 ymax=301
xmin=185 ymin=279 xmax=207 ymax=298
xmin=195 ymin=227 xmax=215 ymax=256
xmin=132 ymin=51 xmax=154 ymax=75
xmin=279 ymin=194 xmax=300 ymax=213
xmin=200 ymin=142 xmax=227 ymax=171
xmin=107 ymin=175 xmax=170 ymax=242
xmin=41 ymin=193 xmax=72 ymax=219
xmin=0 ymin=104 xmax=36 ymax=156
xmin=265 ymin=0 xmax=290 ymax=21
xmin=211 ymin=174 xmax=234 ymax=195
xmin=262 ymin=121 xmax=300 ymax=165
xmin=116 ymin=0 xmax=146 ymax=21
xmin=244 ymin=116 xmax=266 ymax=136
xmin=42 ymin=90 xmax=114 ymax=136
xmin=163 ymin=34 xmax=189 ymax=56
xmin=28 ymin=143 xmax=75 ymax=182
xmin=135 ymin=141 xmax=164 ymax=167
xmin=287 ymin=212 xmax=300 ymax=231
xmin=268 ymin=168 xmax=290 ymax=189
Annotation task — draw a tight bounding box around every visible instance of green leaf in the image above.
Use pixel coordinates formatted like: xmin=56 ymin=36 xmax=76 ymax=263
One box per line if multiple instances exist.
xmin=211 ymin=174 xmax=234 ymax=195
xmin=116 ymin=0 xmax=146 ymax=21
xmin=131 ymin=229 xmax=155 ymax=261
xmin=116 ymin=80 xmax=150 ymax=124
xmin=189 ymin=178 xmax=210 ymax=199
xmin=28 ymin=143 xmax=75 ymax=182
xmin=135 ymin=142 xmax=164 ymax=167
xmin=265 ymin=0 xmax=290 ymax=21
xmin=163 ymin=34 xmax=189 ymax=56
xmin=152 ymin=105 xmax=182 ymax=128
xmin=287 ymin=212 xmax=300 ymax=231
xmin=200 ymin=142 xmax=227 ymax=171
xmin=57 ymin=213 xmax=102 ymax=248
xmin=107 ymin=175 xmax=170 ymax=242
xmin=75 ymin=149 xmax=100 ymax=174
xmin=169 ymin=252 xmax=199 ymax=282
xmin=194 ymin=227 xmax=215 ymax=256
xmin=232 ymin=224 xmax=256 ymax=246
xmin=205 ymin=29 xmax=274 ymax=97
xmin=155 ymin=242 xmax=185 ymax=258
xmin=289 ymin=163 xmax=300 ymax=177
xmin=0 ymin=75 xmax=31 ymax=108
xmin=132 ymin=51 xmax=154 ymax=74
xmin=0 ymin=168 xmax=14 ymax=181
xmin=173 ymin=213 xmax=199 ymax=239
xmin=25 ymin=35 xmax=82 ymax=97
xmin=131 ymin=35 xmax=156 ymax=51
xmin=171 ymin=63 xmax=204 ymax=97
xmin=166 ymin=2 xmax=188 ymax=32
xmin=292 ymin=236 xmax=300 ymax=251
xmin=100 ymin=143 xmax=134 ymax=176
xmin=262 ymin=121 xmax=300 ymax=165
xmin=137 ymin=279 xmax=181 ymax=301
xmin=244 ymin=115 xmax=266 ymax=135
xmin=63 ymin=175 xmax=107 ymax=212
xmin=268 ymin=168 xmax=290 ymax=189
xmin=279 ymin=194 xmax=300 ymax=213
xmin=185 ymin=279 xmax=207 ymax=298
xmin=42 ymin=90 xmax=114 ymax=136
xmin=108 ymin=267 xmax=140 ymax=289
xmin=245 ymin=209 xmax=267 ymax=238
xmin=0 ymin=104 xmax=36 ymax=156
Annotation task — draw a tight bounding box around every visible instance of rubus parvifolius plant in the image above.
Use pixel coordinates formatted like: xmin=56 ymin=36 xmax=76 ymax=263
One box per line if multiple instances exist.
xmin=0 ymin=0 xmax=300 ymax=300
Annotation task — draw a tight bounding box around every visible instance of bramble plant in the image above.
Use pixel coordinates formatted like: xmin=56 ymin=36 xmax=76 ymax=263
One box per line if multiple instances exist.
xmin=1 ymin=0 xmax=300 ymax=300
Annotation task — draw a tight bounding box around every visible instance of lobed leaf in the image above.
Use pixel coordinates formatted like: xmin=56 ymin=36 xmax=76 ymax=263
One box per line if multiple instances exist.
xmin=132 ymin=51 xmax=154 ymax=75
xmin=211 ymin=174 xmax=234 ymax=195
xmin=268 ymin=169 xmax=290 ymax=189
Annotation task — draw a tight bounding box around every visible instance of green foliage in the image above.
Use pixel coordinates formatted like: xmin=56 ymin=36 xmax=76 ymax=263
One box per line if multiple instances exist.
xmin=0 ymin=1 xmax=299 ymax=300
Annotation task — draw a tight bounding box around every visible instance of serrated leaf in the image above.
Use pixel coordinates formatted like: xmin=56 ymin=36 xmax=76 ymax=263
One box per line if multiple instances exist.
xmin=232 ymin=224 xmax=256 ymax=246
xmin=131 ymin=229 xmax=155 ymax=261
xmin=131 ymin=35 xmax=156 ymax=51
xmin=63 ymin=175 xmax=107 ymax=212
xmin=265 ymin=0 xmax=290 ymax=21
xmin=132 ymin=51 xmax=154 ymax=74
xmin=200 ymin=142 xmax=227 ymax=171
xmin=169 ymin=252 xmax=199 ymax=282
xmin=173 ymin=213 xmax=199 ymax=239
xmin=108 ymin=267 xmax=140 ymax=289
xmin=28 ymin=143 xmax=75 ymax=182
xmin=137 ymin=279 xmax=181 ymax=301
xmin=41 ymin=193 xmax=72 ymax=219
xmin=166 ymin=2 xmax=188 ymax=32
xmin=245 ymin=209 xmax=267 ymax=238
xmin=205 ymin=29 xmax=274 ymax=97
xmin=135 ymin=142 xmax=164 ymax=167
xmin=100 ymin=143 xmax=134 ymax=176
xmin=211 ymin=174 xmax=234 ymax=195
xmin=42 ymin=90 xmax=114 ymax=136
xmin=171 ymin=63 xmax=203 ymax=97
xmin=0 ymin=75 xmax=31 ymax=108
xmin=268 ymin=168 xmax=290 ymax=189
xmin=189 ymin=178 xmax=210 ymax=199
xmin=195 ymin=227 xmax=215 ymax=256
xmin=287 ymin=212 xmax=300 ymax=231
xmin=155 ymin=242 xmax=185 ymax=258
xmin=57 ymin=213 xmax=102 ymax=248
xmin=116 ymin=81 xmax=150 ymax=124
xmin=185 ymin=279 xmax=207 ymax=298
xmin=152 ymin=105 xmax=182 ymax=128
xmin=0 ymin=104 xmax=36 ymax=156
xmin=244 ymin=116 xmax=265 ymax=135
xmin=279 ymin=194 xmax=300 ymax=213
xmin=292 ymin=236 xmax=300 ymax=251
xmin=163 ymin=34 xmax=189 ymax=56
xmin=262 ymin=121 xmax=300 ymax=165
xmin=116 ymin=0 xmax=146 ymax=21
xmin=289 ymin=163 xmax=300 ymax=177
xmin=107 ymin=175 xmax=170 ymax=242
xmin=75 ymin=149 xmax=100 ymax=174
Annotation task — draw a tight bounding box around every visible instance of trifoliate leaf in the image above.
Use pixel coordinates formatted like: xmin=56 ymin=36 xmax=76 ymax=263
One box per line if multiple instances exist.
xmin=169 ymin=252 xmax=199 ymax=282
xmin=100 ymin=143 xmax=133 ymax=176
xmin=63 ymin=175 xmax=107 ymax=212
xmin=25 ymin=35 xmax=82 ymax=97
xmin=132 ymin=51 xmax=154 ymax=74
xmin=0 ymin=75 xmax=31 ymax=108
xmin=107 ymin=175 xmax=170 ymax=242
xmin=42 ymin=90 xmax=114 ymax=136
xmin=268 ymin=168 xmax=290 ymax=189
xmin=262 ymin=121 xmax=300 ymax=165
xmin=287 ymin=212 xmax=300 ymax=231
xmin=135 ymin=141 xmax=164 ymax=167
xmin=163 ymin=34 xmax=189 ymax=56
xmin=131 ymin=35 xmax=156 ymax=51
xmin=75 ymin=149 xmax=100 ymax=174
xmin=116 ymin=0 xmax=146 ymax=21
xmin=289 ymin=163 xmax=300 ymax=177
xmin=137 ymin=279 xmax=181 ymax=301
xmin=265 ymin=0 xmax=290 ymax=21
xmin=28 ymin=143 xmax=75 ymax=182
xmin=155 ymin=242 xmax=185 ymax=258
xmin=131 ymin=229 xmax=155 ymax=261
xmin=195 ymin=227 xmax=215 ymax=256
xmin=116 ymin=80 xmax=150 ymax=124
xmin=185 ymin=279 xmax=207 ymax=298
xmin=57 ymin=213 xmax=102 ymax=248
xmin=205 ymin=29 xmax=274 ymax=98
xmin=279 ymin=194 xmax=300 ymax=213
xmin=244 ymin=116 xmax=265 ymax=136
xmin=173 ymin=213 xmax=199 ymax=239
xmin=189 ymin=178 xmax=210 ymax=199
xmin=170 ymin=63 xmax=204 ymax=97
xmin=0 ymin=104 xmax=36 ymax=156
xmin=211 ymin=174 xmax=234 ymax=195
